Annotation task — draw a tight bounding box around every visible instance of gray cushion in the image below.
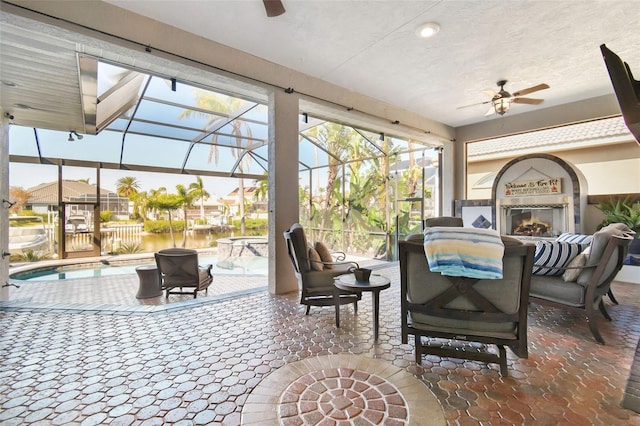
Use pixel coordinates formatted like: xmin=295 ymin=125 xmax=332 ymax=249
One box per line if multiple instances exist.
xmin=289 ymin=223 xmax=310 ymax=272
xmin=530 ymin=275 xmax=586 ymax=306
xmin=405 ymin=250 xmax=523 ymax=335
xmin=576 ymin=223 xmax=630 ymax=286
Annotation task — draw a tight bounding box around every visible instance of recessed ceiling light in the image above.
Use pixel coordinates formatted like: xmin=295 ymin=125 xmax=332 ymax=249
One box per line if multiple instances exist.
xmin=415 ymin=22 xmax=440 ymax=39
xmin=1 ymin=80 xmax=18 ymax=87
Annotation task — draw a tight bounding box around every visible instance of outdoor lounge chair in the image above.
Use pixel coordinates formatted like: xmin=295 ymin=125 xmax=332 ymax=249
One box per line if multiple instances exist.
xmin=399 ymin=232 xmax=535 ymax=376
xmin=283 ymin=223 xmax=361 ymax=317
xmin=154 ymin=248 xmax=213 ymax=298
xmin=529 ymin=223 xmax=634 ymax=344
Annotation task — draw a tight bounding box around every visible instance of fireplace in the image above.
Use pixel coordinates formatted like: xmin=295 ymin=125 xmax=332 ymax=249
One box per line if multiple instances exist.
xmin=492 ymin=154 xmax=587 ymax=238
xmin=502 ymin=202 xmax=569 ymax=238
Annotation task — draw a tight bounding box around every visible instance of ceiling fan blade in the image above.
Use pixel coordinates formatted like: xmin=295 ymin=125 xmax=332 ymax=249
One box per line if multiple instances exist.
xmin=482 ymin=89 xmax=498 ymax=98
xmin=263 ymin=0 xmax=286 ymax=17
xmin=513 ymin=97 xmax=544 ymax=105
xmin=457 ymin=100 xmax=491 ymax=109
xmin=512 ymin=83 xmax=549 ymax=97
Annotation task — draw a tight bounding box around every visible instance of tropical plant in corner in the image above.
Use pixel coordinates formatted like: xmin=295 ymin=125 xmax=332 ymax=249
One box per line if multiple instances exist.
xmin=596 ymin=196 xmax=640 ymax=238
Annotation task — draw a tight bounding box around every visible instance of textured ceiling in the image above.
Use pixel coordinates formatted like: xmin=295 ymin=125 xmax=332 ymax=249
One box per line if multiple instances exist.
xmin=1 ymin=0 xmax=639 ymax=135
xmin=104 ymin=0 xmax=640 ymax=127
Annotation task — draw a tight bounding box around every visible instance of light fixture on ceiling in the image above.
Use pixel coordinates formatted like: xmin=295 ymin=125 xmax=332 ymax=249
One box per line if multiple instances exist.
xmin=415 ymin=22 xmax=440 ymax=39
xmin=492 ymin=97 xmax=511 ymax=115
xmin=2 ymin=80 xmax=18 ymax=87
xmin=68 ymin=131 xmax=83 ymax=141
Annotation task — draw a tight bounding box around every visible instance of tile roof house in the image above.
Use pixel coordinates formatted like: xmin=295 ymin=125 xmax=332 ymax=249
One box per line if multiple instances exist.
xmin=25 ymin=180 xmax=128 ymax=216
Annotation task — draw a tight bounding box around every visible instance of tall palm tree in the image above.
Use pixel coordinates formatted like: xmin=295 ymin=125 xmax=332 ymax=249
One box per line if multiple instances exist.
xmin=189 ymin=176 xmax=209 ymax=220
xmin=179 ymin=91 xmax=255 ymax=235
xmin=116 ymin=176 xmax=142 ymax=219
xmin=116 ymin=176 xmax=141 ymax=198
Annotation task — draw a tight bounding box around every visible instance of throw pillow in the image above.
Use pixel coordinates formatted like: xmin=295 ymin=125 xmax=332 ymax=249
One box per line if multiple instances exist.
xmin=562 ymin=251 xmax=588 ymax=282
xmin=556 ymin=233 xmax=594 ymax=245
xmin=314 ymin=242 xmax=334 ymax=269
xmin=532 ymin=240 xmax=585 ymax=276
xmin=308 ymin=247 xmax=324 ymax=271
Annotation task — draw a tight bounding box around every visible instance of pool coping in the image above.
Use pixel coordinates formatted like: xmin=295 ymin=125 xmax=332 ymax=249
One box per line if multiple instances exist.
xmin=0 ymin=286 xmax=267 ymax=315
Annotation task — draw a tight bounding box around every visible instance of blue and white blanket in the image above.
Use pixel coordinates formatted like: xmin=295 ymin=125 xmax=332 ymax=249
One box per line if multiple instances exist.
xmin=424 ymin=227 xmax=505 ymax=279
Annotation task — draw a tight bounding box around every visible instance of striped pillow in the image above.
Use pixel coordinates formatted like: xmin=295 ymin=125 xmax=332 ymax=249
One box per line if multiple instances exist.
xmin=556 ymin=233 xmax=593 ymax=245
xmin=533 ymin=241 xmax=585 ymax=276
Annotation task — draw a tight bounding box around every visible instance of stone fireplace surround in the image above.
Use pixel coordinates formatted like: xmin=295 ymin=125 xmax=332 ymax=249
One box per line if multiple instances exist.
xmin=491 ymin=153 xmax=588 ymax=238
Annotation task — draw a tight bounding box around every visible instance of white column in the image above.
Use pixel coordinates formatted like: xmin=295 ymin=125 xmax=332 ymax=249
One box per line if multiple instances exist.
xmin=268 ymin=90 xmax=299 ymax=294
xmin=1 ymin=117 xmax=10 ymax=301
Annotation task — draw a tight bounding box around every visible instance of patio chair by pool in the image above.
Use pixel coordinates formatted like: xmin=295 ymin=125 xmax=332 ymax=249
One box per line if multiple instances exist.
xmin=154 ymin=248 xmax=213 ymax=298
xmin=283 ymin=223 xmax=361 ymax=317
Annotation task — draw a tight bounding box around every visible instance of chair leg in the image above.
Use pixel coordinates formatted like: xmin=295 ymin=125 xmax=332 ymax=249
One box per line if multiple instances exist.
xmin=414 ymin=335 xmax=422 ymax=364
xmin=305 ymin=305 xmax=310 ymax=315
xmin=354 ymin=301 xmax=358 ymax=314
xmin=598 ymin=300 xmax=612 ymax=320
xmin=498 ymin=345 xmax=508 ymax=377
xmin=587 ymin=315 xmax=606 ymax=345
xmin=607 ymin=289 xmax=619 ymax=305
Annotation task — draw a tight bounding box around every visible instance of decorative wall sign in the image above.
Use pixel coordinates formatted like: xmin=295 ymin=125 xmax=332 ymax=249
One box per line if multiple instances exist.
xmin=504 ymin=178 xmax=562 ymax=197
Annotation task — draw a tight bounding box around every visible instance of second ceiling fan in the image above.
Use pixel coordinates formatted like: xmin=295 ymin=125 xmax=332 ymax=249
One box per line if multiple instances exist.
xmin=459 ymin=80 xmax=550 ymax=116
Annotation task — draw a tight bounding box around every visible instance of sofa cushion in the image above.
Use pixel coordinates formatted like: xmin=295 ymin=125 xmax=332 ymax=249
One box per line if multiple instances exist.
xmin=532 ymin=240 xmax=586 ymax=276
xmin=575 ymin=223 xmax=632 ymax=286
xmin=530 ymin=275 xmax=586 ymax=306
xmin=562 ymin=251 xmax=588 ymax=282
xmin=308 ymin=246 xmax=324 ymax=271
xmin=314 ymin=241 xmax=333 ymax=269
xmin=289 ymin=223 xmax=310 ymax=272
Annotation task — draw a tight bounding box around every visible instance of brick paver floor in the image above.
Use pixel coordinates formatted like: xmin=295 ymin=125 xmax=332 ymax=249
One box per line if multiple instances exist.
xmin=1 ymin=260 xmax=640 ymax=425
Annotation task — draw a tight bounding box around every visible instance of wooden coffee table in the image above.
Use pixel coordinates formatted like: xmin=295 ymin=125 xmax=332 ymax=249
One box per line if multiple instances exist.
xmin=334 ymin=273 xmax=391 ymax=340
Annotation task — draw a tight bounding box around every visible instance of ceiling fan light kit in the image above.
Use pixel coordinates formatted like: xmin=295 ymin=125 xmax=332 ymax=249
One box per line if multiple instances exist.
xmin=459 ymin=80 xmax=550 ymax=117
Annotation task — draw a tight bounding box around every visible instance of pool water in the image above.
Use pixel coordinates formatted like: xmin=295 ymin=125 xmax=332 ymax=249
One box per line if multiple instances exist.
xmin=11 ymin=256 xmax=268 ymax=281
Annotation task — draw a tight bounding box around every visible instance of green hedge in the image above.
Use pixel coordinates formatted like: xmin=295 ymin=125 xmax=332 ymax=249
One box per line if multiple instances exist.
xmin=144 ymin=220 xmax=186 ymax=233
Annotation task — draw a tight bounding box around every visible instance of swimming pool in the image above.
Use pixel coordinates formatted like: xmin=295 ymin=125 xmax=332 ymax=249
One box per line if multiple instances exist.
xmin=10 ymin=255 xmax=268 ymax=281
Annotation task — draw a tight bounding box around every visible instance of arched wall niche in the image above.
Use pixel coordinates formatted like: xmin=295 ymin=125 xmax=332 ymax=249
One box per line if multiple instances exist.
xmin=491 ymin=153 xmax=587 ymax=237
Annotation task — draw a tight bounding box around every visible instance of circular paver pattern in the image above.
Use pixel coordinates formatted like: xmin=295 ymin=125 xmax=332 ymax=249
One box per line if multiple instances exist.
xmin=241 ymin=354 xmax=445 ymax=426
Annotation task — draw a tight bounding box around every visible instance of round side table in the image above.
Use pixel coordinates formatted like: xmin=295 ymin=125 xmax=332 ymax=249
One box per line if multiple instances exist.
xmin=334 ymin=273 xmax=391 ymax=340
xmin=135 ymin=265 xmax=162 ymax=299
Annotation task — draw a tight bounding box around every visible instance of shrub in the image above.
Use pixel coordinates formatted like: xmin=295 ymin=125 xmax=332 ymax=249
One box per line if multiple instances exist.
xmin=116 ymin=242 xmax=144 ymax=254
xmin=100 ymin=210 xmax=113 ymax=223
xmin=143 ymin=220 xmax=186 ymax=233
xmin=11 ymin=249 xmax=52 ymax=262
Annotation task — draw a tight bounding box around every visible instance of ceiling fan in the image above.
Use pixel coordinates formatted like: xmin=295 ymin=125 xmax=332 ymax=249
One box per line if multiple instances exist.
xmin=458 ymin=80 xmax=550 ymax=116
xmin=263 ymin=0 xmax=285 ymax=17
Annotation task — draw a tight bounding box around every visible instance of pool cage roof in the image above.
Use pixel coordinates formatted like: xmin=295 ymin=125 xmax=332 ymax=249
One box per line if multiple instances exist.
xmin=9 ymin=58 xmax=439 ymax=181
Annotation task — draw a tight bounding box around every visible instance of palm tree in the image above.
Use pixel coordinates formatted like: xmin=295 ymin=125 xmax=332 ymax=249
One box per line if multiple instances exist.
xmin=254 ymin=173 xmax=268 ymax=203
xmin=189 ymin=176 xmax=209 ymax=220
xmin=179 ymin=91 xmax=255 ymax=235
xmin=116 ymin=176 xmax=141 ymax=198
xmin=116 ymin=176 xmax=142 ymax=219
xmin=176 ymin=184 xmax=196 ymax=247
